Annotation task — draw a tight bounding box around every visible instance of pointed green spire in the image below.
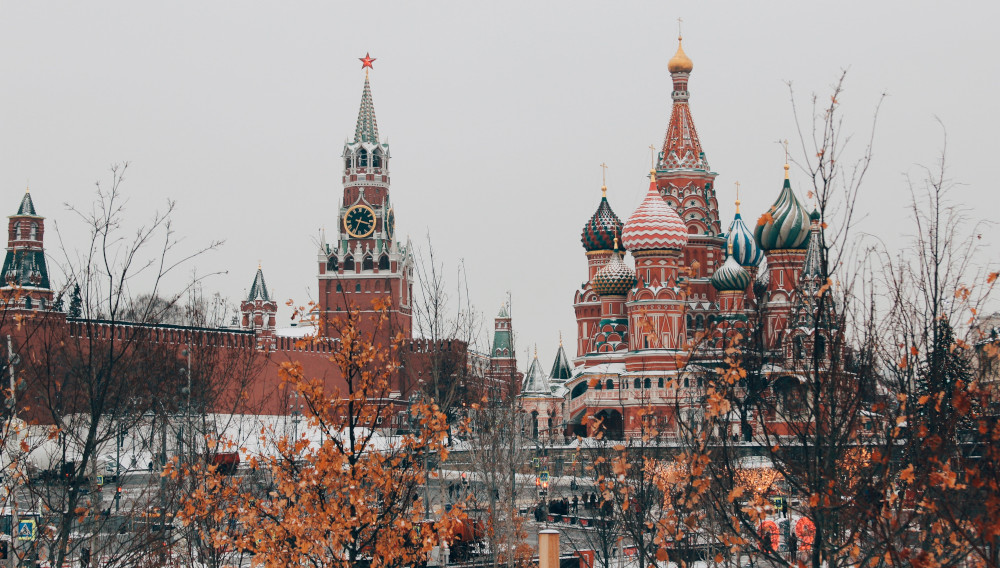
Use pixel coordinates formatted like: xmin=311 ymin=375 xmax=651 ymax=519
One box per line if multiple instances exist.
xmin=354 ymin=75 xmax=380 ymax=145
xmin=17 ymin=190 xmax=36 ymax=216
xmin=248 ymin=265 xmax=270 ymax=302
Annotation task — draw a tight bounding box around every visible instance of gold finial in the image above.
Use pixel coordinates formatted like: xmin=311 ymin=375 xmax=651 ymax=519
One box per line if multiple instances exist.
xmin=668 ymin=23 xmax=694 ymax=74
xmin=600 ymin=162 xmax=608 ymax=196
xmin=534 ymin=344 xmax=538 ymax=359
xmin=258 ymin=260 xmax=262 ymax=270
xmin=613 ymin=236 xmax=619 ymax=251
xmin=727 ymin=240 xmax=733 ymax=256
xmin=25 ymin=182 xmax=29 ymax=194
xmin=734 ymin=181 xmax=741 ymax=213
xmin=559 ymin=331 xmax=563 ymax=347
xmin=784 ymin=163 xmax=790 ymax=180
xmin=649 ymin=168 xmax=656 ymax=178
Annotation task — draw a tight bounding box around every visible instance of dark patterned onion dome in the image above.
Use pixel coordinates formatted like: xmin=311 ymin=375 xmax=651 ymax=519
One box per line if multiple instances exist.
xmin=710 ymin=255 xmax=751 ymax=292
xmin=622 ymin=172 xmax=688 ymax=252
xmin=581 ymin=188 xmax=623 ymax=252
xmin=592 ymin=249 xmax=637 ymax=296
xmin=754 ymin=165 xmax=810 ymax=251
xmin=725 ymin=203 xmax=763 ymax=267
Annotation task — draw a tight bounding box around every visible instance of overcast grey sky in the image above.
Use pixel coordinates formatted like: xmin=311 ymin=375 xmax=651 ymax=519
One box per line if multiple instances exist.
xmin=1 ymin=2 xmax=997 ymax=368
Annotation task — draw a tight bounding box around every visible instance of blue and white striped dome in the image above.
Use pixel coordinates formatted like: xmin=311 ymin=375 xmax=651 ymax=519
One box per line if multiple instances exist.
xmin=725 ymin=204 xmax=764 ymax=267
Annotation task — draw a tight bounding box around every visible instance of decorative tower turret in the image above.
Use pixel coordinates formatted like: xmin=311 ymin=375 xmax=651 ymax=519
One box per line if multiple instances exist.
xmin=621 ymin=171 xmax=689 ymax=371
xmin=654 ymin=35 xmax=724 ymax=333
xmin=574 ymin=175 xmax=624 ymax=357
xmin=754 ymin=163 xmax=811 ymax=349
xmin=785 ymin=209 xmax=838 ymax=368
xmin=591 ymin=240 xmax=636 ymax=353
xmin=488 ymin=304 xmax=518 ymax=396
xmin=2 ymin=189 xmax=53 ymax=310
xmin=241 ymin=265 xmax=277 ymax=350
xmin=725 ymin=192 xmax=765 ymax=299
xmin=318 ymin=54 xmax=413 ymax=342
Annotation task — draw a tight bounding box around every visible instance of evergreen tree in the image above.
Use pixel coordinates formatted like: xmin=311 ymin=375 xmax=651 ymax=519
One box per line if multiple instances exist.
xmin=68 ymin=283 xmax=82 ymax=317
xmin=52 ymin=291 xmax=64 ymax=312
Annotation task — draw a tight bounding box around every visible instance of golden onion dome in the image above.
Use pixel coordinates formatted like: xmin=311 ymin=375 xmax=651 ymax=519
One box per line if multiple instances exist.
xmin=668 ymin=37 xmax=693 ymax=73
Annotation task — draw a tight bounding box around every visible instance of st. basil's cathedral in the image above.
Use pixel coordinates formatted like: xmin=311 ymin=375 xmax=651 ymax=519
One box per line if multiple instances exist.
xmin=518 ymin=37 xmax=835 ymax=442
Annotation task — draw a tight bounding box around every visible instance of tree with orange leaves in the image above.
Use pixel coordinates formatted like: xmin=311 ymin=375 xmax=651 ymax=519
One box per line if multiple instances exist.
xmin=172 ymin=296 xmax=462 ymax=568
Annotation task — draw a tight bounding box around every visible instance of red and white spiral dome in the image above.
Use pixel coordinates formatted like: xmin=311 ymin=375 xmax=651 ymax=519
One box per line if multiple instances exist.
xmin=621 ymin=172 xmax=689 ymax=252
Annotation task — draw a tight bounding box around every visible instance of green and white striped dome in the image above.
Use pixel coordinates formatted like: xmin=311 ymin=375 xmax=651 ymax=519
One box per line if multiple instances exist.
xmin=754 ymin=165 xmax=811 ymax=251
xmin=710 ymin=255 xmax=751 ymax=292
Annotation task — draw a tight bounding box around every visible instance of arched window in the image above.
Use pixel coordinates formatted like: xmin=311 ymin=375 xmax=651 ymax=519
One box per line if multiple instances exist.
xmin=571 ymin=382 xmax=588 ymax=399
xmin=658 ymin=377 xmax=664 ymax=388
xmin=372 ymin=149 xmax=382 ymax=168
xmin=336 ymin=283 xmax=342 ymax=292
xmin=29 ymin=223 xmax=37 ymax=240
xmin=343 ymin=256 xmax=355 ymax=271
xmin=686 ymin=314 xmax=693 ymax=330
xmin=24 ymin=297 xmax=31 ymax=309
xmin=345 ymin=156 xmax=352 ymax=170
xmin=695 ymin=315 xmax=704 ymax=329
xmin=355 ymin=283 xmax=361 ymax=293
xmin=327 ymin=256 xmax=338 ymax=271
xmin=633 ymin=378 xmax=640 ymax=389
xmin=644 ymin=378 xmax=651 ymax=389
xmin=605 ymin=379 xmax=614 ymax=390
xmin=816 ymin=335 xmax=827 ymax=360
xmin=357 ymin=148 xmax=368 ymax=167
xmin=12 ymin=221 xmax=19 ymax=239
xmin=794 ymin=336 xmax=805 ymax=360
xmin=378 ymin=255 xmax=390 ymax=271
xmin=503 ymin=348 xmax=509 ymax=355
xmin=362 ymin=255 xmax=374 ymax=271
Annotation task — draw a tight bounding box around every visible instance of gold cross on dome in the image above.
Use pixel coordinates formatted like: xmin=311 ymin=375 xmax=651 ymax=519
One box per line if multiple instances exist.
xmin=677 ymin=17 xmax=683 ymax=39
xmin=782 ymin=139 xmax=790 ymax=164
xmin=649 ymin=144 xmax=657 ymax=169
xmin=734 ymin=181 xmax=741 ymax=200
xmin=600 ymin=162 xmax=608 ymax=185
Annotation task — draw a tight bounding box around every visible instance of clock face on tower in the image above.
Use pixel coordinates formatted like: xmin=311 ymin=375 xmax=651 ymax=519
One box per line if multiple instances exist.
xmin=385 ymin=208 xmax=395 ymax=240
xmin=344 ymin=204 xmax=376 ymax=238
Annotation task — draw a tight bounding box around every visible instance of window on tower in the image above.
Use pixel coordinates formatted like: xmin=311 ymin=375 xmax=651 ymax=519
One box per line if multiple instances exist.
xmin=336 ymin=283 xmax=342 ymax=292
xmin=327 ymin=256 xmax=338 ymax=271
xmin=355 ymin=283 xmax=361 ymax=293
xmin=357 ymin=148 xmax=368 ymax=167
xmin=378 ymin=254 xmax=389 ymax=271
xmin=345 ymin=157 xmax=352 ymax=170
xmin=373 ymin=149 xmax=382 ymax=168
xmin=29 ymin=223 xmax=37 ymax=240
xmin=344 ymin=256 xmax=355 ymax=271
xmin=362 ymin=255 xmax=374 ymax=271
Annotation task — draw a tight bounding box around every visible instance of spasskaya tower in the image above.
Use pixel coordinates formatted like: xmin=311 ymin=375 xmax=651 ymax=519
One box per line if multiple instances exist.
xmin=317 ymin=54 xmax=413 ymax=341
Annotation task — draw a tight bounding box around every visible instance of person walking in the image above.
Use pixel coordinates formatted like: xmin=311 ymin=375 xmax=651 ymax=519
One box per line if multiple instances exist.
xmin=572 ymin=495 xmax=579 ymax=514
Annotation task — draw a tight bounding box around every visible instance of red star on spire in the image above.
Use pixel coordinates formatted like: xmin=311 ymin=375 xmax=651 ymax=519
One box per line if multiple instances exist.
xmin=359 ymin=53 xmax=376 ymax=70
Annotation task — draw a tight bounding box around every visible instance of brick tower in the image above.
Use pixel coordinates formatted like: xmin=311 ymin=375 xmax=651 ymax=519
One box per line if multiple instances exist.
xmin=654 ymin=36 xmax=724 ymax=332
xmin=240 ymin=265 xmax=277 ymax=350
xmin=317 ymin=55 xmax=413 ymax=343
xmin=2 ymin=190 xmax=53 ymax=310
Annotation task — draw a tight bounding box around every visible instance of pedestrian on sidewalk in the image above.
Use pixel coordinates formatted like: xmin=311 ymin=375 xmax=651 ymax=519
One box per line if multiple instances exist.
xmin=572 ymin=495 xmax=579 ymax=514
